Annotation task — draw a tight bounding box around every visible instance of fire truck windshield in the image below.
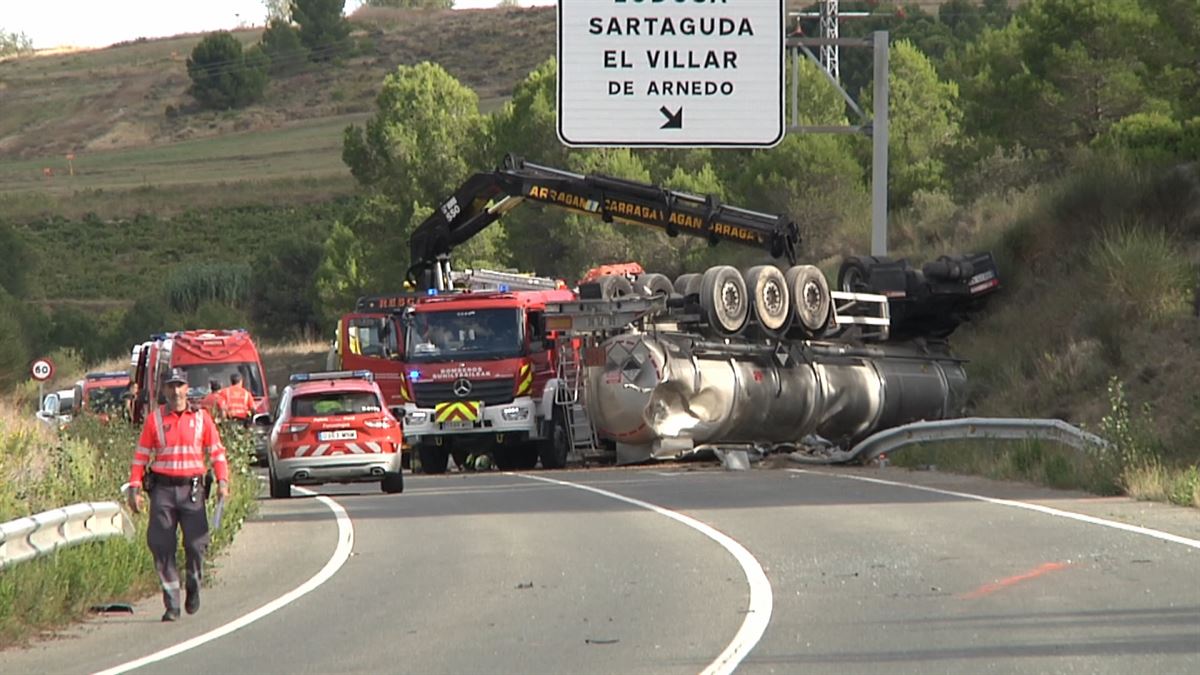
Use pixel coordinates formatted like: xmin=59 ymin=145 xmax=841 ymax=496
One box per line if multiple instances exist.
xmin=406 ymin=308 xmax=522 ymax=363
xmin=86 ymin=385 xmax=130 ymax=413
xmin=177 ymin=363 xmax=265 ymax=397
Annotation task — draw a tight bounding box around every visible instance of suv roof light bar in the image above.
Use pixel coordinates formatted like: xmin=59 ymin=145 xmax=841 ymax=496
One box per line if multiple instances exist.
xmin=289 ymin=370 xmax=375 ymax=384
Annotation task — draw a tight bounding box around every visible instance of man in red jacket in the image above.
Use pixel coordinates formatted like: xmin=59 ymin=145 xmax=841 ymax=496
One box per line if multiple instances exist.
xmin=128 ymin=367 xmax=230 ymax=622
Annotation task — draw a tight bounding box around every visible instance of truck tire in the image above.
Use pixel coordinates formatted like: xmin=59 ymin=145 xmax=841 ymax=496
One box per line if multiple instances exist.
xmin=634 ymin=272 xmax=673 ymax=297
xmin=700 ymin=265 xmax=749 ymax=336
xmin=538 ymin=411 xmax=570 ymax=470
xmin=786 ymin=265 xmax=831 ymax=333
xmin=418 ymin=444 xmax=449 ymax=474
xmin=381 ymin=471 xmax=404 ymax=494
xmin=595 ymin=275 xmax=634 ymax=300
xmin=837 ymin=256 xmax=880 ymax=293
xmin=269 ymin=466 xmax=291 ymax=499
xmin=673 ymin=273 xmax=701 ymax=296
xmin=744 ymin=265 xmax=791 ymax=335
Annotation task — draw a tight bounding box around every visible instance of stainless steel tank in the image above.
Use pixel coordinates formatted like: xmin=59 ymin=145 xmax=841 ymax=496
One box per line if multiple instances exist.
xmin=586 ymin=332 xmax=967 ymax=461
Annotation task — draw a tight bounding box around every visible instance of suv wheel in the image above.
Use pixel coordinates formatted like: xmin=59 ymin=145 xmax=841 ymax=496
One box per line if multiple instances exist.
xmin=381 ymin=471 xmax=404 ymax=494
xmin=269 ymin=466 xmax=291 ymax=499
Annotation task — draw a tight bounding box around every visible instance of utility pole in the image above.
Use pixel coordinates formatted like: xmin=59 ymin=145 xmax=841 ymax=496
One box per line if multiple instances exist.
xmin=789 ymin=0 xmax=871 ymax=83
xmin=786 ymin=30 xmax=890 ymax=257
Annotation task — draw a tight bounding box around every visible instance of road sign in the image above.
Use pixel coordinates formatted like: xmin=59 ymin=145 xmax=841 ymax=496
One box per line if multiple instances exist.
xmin=31 ymin=358 xmax=55 ymax=382
xmin=558 ymin=0 xmax=784 ymax=148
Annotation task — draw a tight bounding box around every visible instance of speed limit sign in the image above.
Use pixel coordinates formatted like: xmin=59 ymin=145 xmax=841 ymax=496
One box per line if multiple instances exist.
xmin=30 ymin=358 xmax=55 ymax=382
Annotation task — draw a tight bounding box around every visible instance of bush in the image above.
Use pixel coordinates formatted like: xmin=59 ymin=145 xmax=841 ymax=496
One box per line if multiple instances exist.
xmin=164 ymin=263 xmax=251 ymax=314
xmin=0 ymin=408 xmax=259 ymax=646
xmin=187 ymin=32 xmax=269 ymax=110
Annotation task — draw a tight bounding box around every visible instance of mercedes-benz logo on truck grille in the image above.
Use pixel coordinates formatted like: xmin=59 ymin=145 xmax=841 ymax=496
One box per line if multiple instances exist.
xmin=452 ymin=378 xmax=473 ymax=397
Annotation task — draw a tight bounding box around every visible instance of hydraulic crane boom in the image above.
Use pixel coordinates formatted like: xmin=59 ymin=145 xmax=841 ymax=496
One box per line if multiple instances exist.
xmin=407 ymin=154 xmax=801 ymax=288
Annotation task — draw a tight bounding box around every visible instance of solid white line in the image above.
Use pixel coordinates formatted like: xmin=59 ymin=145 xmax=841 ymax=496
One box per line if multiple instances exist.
xmin=788 ymin=469 xmax=1200 ymax=550
xmin=93 ymin=488 xmax=355 ymax=675
xmin=518 ymin=473 xmax=773 ymax=675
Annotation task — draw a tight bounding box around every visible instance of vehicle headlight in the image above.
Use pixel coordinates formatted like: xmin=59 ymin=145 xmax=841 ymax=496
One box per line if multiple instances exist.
xmin=501 ymin=406 xmax=528 ymax=421
xmin=405 ymin=411 xmax=429 ymax=425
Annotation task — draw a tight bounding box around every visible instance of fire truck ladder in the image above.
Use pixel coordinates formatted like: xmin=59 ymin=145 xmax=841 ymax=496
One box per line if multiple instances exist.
xmin=555 ymin=339 xmax=598 ymax=459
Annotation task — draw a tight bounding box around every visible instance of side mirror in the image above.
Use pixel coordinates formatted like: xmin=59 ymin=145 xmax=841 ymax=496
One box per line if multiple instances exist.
xmin=388 ymin=406 xmax=405 ymax=420
xmin=252 ymin=413 xmax=273 ymax=427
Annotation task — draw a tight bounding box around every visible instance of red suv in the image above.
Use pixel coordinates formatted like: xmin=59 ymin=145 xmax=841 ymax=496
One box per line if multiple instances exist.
xmin=268 ymin=370 xmax=405 ymax=498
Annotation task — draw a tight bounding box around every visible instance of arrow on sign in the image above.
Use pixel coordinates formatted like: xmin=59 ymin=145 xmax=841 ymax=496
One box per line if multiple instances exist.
xmin=659 ymin=106 xmax=683 ymax=129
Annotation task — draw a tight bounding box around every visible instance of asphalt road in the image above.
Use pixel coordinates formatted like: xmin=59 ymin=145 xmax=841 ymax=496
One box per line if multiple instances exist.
xmin=6 ymin=464 xmax=1199 ymax=674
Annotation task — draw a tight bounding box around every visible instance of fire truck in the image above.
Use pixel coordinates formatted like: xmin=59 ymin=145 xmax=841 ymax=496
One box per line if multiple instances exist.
xmin=131 ymin=329 xmax=273 ymax=424
xmin=343 ymin=154 xmax=1001 ymax=469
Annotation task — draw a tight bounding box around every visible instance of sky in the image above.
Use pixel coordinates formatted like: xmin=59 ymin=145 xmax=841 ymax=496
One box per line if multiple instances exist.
xmin=4 ymin=0 xmax=552 ymax=50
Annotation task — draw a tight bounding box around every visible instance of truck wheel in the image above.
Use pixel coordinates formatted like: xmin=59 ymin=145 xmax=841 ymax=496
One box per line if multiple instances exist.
xmin=744 ymin=265 xmax=791 ymax=335
xmin=596 ymin=275 xmax=634 ymax=300
xmin=269 ymin=466 xmax=291 ymax=499
xmin=381 ymin=471 xmax=404 ymax=494
xmin=700 ymin=266 xmax=749 ymax=336
xmin=538 ymin=411 xmax=570 ymax=470
xmin=418 ymin=444 xmax=449 ymax=474
xmin=787 ymin=265 xmax=831 ymax=334
xmin=673 ymin=273 xmax=701 ymax=296
xmin=634 ymin=273 xmax=673 ymax=297
xmin=837 ymin=256 xmax=874 ymax=293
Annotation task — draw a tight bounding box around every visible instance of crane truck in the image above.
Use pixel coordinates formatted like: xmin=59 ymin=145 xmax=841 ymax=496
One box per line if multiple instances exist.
xmin=338 ymin=154 xmax=1001 ymax=469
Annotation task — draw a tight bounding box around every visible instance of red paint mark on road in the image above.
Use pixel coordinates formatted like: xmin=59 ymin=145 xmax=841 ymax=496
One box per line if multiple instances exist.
xmin=961 ymin=562 xmax=1071 ymax=600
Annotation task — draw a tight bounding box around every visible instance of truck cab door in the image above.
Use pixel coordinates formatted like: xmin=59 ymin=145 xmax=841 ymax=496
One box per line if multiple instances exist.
xmin=526 ymin=310 xmax=555 ymax=391
xmin=340 ymin=312 xmax=407 ymax=406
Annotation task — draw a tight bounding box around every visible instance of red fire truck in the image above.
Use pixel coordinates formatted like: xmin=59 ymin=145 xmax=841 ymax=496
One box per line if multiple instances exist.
xmin=131 ymin=329 xmax=272 ymax=424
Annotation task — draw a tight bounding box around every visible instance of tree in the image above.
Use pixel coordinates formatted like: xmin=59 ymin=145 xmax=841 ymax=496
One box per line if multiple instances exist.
xmin=342 ymin=62 xmax=485 ymax=206
xmin=262 ymin=0 xmax=291 ymax=21
xmin=0 ymin=224 xmax=33 ymax=298
xmin=315 ymin=219 xmax=372 ymax=322
xmin=861 ymin=40 xmax=962 ymax=203
xmin=250 ymin=239 xmax=324 ymax=338
xmin=0 ymin=29 xmax=33 ymax=57
xmin=951 ymin=0 xmax=1166 ymax=156
xmin=290 ymin=0 xmax=351 ymax=61
xmin=259 ymin=18 xmax=308 ymax=74
xmin=187 ymin=32 xmax=269 ymax=110
xmin=488 ymin=59 xmax=565 ymax=167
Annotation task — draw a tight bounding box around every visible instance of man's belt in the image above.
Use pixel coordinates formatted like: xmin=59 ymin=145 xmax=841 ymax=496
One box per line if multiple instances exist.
xmin=147 ymin=472 xmax=205 ymax=486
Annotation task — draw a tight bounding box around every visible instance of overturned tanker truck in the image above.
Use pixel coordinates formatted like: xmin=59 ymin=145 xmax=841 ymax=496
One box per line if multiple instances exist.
xmin=407 ymin=154 xmax=1001 ymax=465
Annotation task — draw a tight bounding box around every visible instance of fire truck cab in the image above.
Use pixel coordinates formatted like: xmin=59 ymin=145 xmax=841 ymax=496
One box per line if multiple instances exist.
xmin=132 ymin=329 xmax=272 ymax=424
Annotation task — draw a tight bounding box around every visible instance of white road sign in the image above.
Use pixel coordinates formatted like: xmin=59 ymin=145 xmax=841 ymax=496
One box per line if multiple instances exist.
xmin=558 ymin=0 xmax=784 ymax=147
xmin=31 ymin=358 xmax=55 ymax=382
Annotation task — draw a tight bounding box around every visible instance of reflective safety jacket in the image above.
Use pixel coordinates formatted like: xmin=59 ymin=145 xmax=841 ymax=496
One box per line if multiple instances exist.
xmin=215 ymin=384 xmax=254 ymax=420
xmin=130 ymin=406 xmax=228 ymax=487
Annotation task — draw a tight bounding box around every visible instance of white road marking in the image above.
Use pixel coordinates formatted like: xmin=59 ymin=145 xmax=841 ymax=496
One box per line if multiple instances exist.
xmin=789 ymin=469 xmax=1200 ymax=550
xmin=519 ymin=473 xmax=772 ymax=675
xmin=94 ymin=487 xmax=354 ymax=674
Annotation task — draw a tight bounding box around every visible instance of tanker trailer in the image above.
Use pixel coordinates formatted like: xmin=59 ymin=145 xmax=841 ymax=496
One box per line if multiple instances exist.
xmin=586 ymin=331 xmax=968 ymax=463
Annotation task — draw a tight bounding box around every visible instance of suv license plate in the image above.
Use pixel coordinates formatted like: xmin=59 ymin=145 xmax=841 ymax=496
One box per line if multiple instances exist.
xmin=443 ymin=421 xmax=473 ymax=431
xmin=318 ymin=430 xmax=357 ymax=441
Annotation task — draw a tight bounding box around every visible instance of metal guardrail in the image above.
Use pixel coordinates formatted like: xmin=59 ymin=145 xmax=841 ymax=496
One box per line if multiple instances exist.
xmin=0 ymin=502 xmax=135 ymax=570
xmin=790 ymin=417 xmax=1111 ymax=465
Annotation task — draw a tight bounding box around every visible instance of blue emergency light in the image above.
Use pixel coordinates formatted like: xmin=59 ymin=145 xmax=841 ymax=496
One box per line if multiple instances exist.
xmin=408 ymin=370 xmax=421 ymax=381
xmin=427 ymin=289 xmax=438 ymax=296
xmin=499 ymin=284 xmax=510 ymax=292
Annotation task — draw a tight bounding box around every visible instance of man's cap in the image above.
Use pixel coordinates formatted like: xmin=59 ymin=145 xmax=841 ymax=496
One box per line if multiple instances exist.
xmin=165 ymin=367 xmax=188 ymax=385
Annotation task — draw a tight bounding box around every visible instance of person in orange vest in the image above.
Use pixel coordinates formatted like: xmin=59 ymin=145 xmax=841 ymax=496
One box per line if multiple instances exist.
xmin=214 ymin=372 xmax=254 ymax=422
xmin=200 ymin=379 xmax=224 ymax=418
xmin=127 ymin=368 xmax=229 ymax=622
